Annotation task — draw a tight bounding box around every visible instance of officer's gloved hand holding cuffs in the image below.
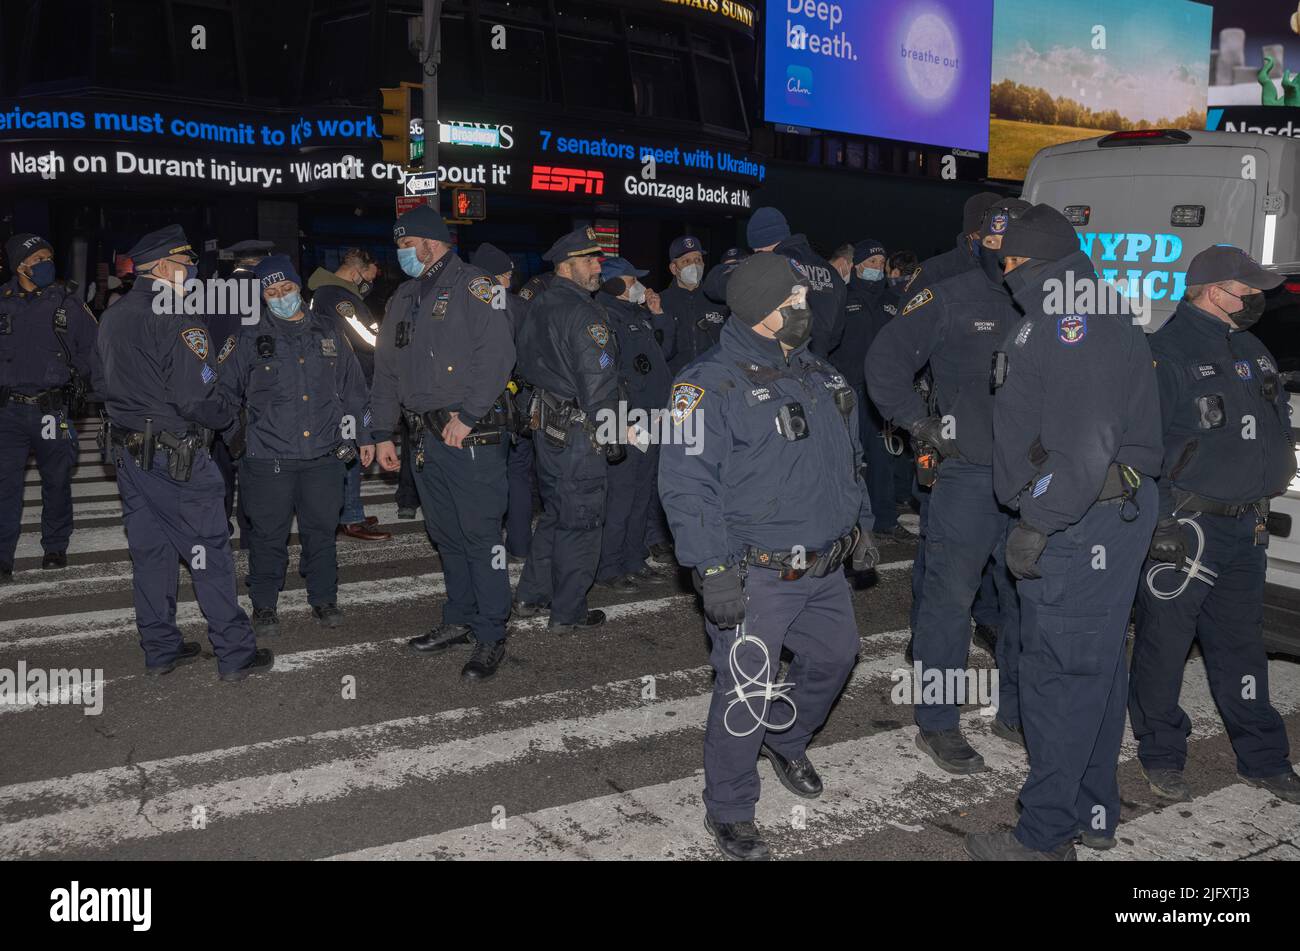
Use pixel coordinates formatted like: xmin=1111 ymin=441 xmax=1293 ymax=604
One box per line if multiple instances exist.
xmin=850 ymin=527 xmax=880 ymax=572
xmin=1148 ymin=517 xmax=1188 ymax=565
xmin=700 ymin=565 xmax=745 ymax=628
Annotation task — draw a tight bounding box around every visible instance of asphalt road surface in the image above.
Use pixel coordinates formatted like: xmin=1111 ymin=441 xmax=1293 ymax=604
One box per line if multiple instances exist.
xmin=2 ymin=425 xmax=1298 ymax=861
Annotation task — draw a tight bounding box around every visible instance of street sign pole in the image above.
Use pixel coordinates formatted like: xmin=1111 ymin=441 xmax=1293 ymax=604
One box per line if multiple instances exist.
xmin=422 ymin=0 xmax=443 ymax=175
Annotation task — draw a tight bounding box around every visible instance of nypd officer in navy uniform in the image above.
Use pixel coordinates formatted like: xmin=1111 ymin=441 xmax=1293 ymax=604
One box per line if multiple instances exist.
xmin=867 ymin=203 xmax=1025 ymax=771
xmin=219 ymin=255 xmax=373 ymax=636
xmin=967 ymin=205 xmax=1162 ymax=860
xmin=0 ymin=233 xmax=99 ymax=581
xmin=514 ymin=227 xmax=624 ymax=633
xmin=904 ymin=192 xmax=1004 ymax=295
xmin=594 ymin=256 xmax=672 ymax=591
xmin=1129 ymin=246 xmax=1300 ymax=805
xmin=661 ymin=235 xmax=725 ymax=375
xmin=660 ymin=252 xmax=879 ymax=861
xmin=98 ymin=225 xmax=271 ymax=680
xmin=746 ymin=208 xmax=846 ymax=358
xmin=371 ymin=206 xmax=516 ymax=681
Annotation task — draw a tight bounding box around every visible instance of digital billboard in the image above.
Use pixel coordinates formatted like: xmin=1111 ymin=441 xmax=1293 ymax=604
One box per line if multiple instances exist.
xmin=1207 ymin=1 xmax=1300 ymax=108
xmin=989 ymin=0 xmax=1212 ymax=180
xmin=763 ymin=0 xmax=995 ymax=152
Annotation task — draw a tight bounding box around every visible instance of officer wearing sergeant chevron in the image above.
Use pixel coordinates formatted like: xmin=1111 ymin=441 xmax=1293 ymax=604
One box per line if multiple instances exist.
xmin=659 ymin=252 xmax=879 ymax=862
xmin=513 ymin=227 xmax=624 ymax=634
xmin=97 ymin=224 xmax=271 ymax=681
xmin=219 ymin=255 xmax=373 ymax=638
xmin=371 ymin=205 xmax=516 ymax=681
xmin=0 ymin=232 xmax=99 ymax=583
xmin=1128 ymin=246 xmax=1300 ymax=807
xmin=967 ymin=204 xmax=1162 ymax=861
xmin=866 ymin=202 xmax=1025 ymax=773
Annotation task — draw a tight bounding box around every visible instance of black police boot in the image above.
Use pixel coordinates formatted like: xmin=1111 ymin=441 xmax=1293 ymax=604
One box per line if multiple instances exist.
xmin=1076 ymin=829 xmax=1117 ymax=851
xmin=972 ymin=623 xmax=999 ymax=656
xmin=219 ymin=648 xmax=275 ymax=683
xmin=408 ymin=623 xmax=474 ymax=654
xmin=990 ymin=717 xmax=1025 ymax=748
xmin=631 ymin=562 xmax=671 ymax=580
xmin=760 ymin=743 xmax=823 ymax=798
xmin=596 ymin=574 xmax=638 ymax=593
xmin=461 ymin=640 xmax=506 ymax=682
xmin=549 ymin=610 xmax=606 ymax=635
xmin=251 ymin=607 xmax=280 ymax=638
xmin=965 ymin=830 xmax=1077 ymax=861
xmin=145 ymin=641 xmax=202 ymax=677
xmin=41 ymin=551 xmax=67 ymax=570
xmin=1240 ymin=769 xmax=1300 ymax=805
xmin=916 ymin=728 xmax=988 ymax=774
xmin=1141 ymin=765 xmax=1192 ymax=803
xmin=312 ymin=604 xmax=344 ymax=629
xmin=704 ymin=815 xmax=771 ymax=861
xmin=397 ymin=506 xmax=418 ymax=519
xmin=512 ymin=598 xmax=549 ymax=618
xmin=0 ymin=563 xmax=12 ymax=584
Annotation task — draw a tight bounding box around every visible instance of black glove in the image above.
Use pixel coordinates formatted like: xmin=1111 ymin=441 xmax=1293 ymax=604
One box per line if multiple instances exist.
xmin=223 ymin=413 xmax=247 ymax=461
xmin=605 ymin=441 xmax=627 ymax=464
xmin=1148 ymin=518 xmax=1187 ymax=565
xmin=1006 ymin=522 xmax=1048 ymax=580
xmin=910 ymin=415 xmax=960 ymax=459
xmin=700 ymin=567 xmax=745 ymax=629
xmin=850 ymin=527 xmax=880 ymax=572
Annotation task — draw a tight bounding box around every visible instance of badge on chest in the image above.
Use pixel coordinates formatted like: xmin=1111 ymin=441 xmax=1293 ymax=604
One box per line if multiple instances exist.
xmin=432 ymin=289 xmax=451 ymax=318
xmin=321 ymin=336 xmax=338 ymax=357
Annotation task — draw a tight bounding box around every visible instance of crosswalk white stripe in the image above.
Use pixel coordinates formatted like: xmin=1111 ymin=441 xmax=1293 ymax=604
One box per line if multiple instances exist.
xmin=326 ymin=657 xmax=1300 ymax=861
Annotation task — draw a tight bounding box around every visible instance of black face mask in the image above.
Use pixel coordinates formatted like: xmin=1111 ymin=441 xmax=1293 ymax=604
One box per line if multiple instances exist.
xmin=774 ymin=303 xmax=812 ymax=349
xmin=977 ymin=245 xmax=1003 ymax=282
xmin=1001 ymin=259 xmax=1056 ymax=301
xmin=1223 ymin=289 xmax=1266 ymax=331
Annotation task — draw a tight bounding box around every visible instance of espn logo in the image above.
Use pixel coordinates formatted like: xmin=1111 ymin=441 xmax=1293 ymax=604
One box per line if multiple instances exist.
xmin=531 ymin=165 xmax=605 ymax=195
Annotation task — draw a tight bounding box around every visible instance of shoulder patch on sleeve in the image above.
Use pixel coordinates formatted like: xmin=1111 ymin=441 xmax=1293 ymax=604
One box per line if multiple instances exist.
xmin=518 ymin=287 xmax=534 ymax=301
xmin=587 ymin=323 xmax=610 ymax=347
xmin=217 ymin=334 xmax=237 ymax=364
xmin=671 ymin=382 xmax=705 ymax=426
xmin=180 ymin=327 xmax=210 ymax=360
xmin=335 ymin=300 xmax=356 ymax=320
xmin=902 ymin=288 xmax=933 ymax=316
xmin=1014 ymin=320 xmax=1033 ymax=347
xmin=468 ymin=276 xmax=495 ymax=304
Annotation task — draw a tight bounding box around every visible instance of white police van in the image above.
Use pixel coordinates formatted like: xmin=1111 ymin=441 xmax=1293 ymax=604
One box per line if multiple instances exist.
xmin=1022 ymin=130 xmax=1300 ymax=656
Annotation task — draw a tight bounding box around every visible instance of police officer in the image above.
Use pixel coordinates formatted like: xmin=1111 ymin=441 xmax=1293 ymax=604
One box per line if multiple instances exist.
xmin=661 ymin=235 xmax=725 ymax=375
xmin=0 ymin=233 xmax=98 ymax=581
xmin=967 ymin=205 xmax=1162 ymax=860
xmin=371 ymin=206 xmax=516 ymax=681
xmin=593 ymin=256 xmax=672 ymax=591
xmin=517 ymin=269 xmax=553 ymax=309
xmin=220 ymin=255 xmax=373 ymax=636
xmin=829 ymin=239 xmax=910 ymax=545
xmin=746 ymin=208 xmax=846 ymax=358
xmin=98 ymin=225 xmax=271 ymax=681
xmin=1129 ymin=247 xmax=1300 ymax=805
xmin=306 ymin=248 xmax=391 ymax=543
xmin=472 ymin=242 xmax=534 ymax=562
xmin=905 ymin=192 xmax=1005 ymax=294
xmin=513 ymin=227 xmax=623 ymax=633
xmin=660 ymin=252 xmax=878 ymax=860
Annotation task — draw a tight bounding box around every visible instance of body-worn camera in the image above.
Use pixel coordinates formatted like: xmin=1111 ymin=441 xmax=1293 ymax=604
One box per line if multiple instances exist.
xmin=1196 ymin=394 xmax=1225 ymax=429
xmin=256 ymin=335 xmax=275 ymax=359
xmin=776 ymin=402 xmax=809 ymax=441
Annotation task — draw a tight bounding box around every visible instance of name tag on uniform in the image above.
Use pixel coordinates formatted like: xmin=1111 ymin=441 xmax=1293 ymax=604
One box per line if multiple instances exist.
xmin=971 ymin=320 xmax=996 ymax=333
xmin=321 ymin=337 xmax=338 ymax=357
xmin=1194 ymin=363 xmax=1218 ymax=379
xmin=626 ymin=322 xmax=641 ymax=331
xmin=744 ymin=386 xmax=773 ymax=405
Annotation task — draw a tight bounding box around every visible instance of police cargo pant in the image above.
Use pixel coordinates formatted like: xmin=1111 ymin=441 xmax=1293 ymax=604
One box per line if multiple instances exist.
xmin=238 ymin=455 xmax=344 ymax=612
xmin=505 ymin=434 xmax=536 ymax=559
xmin=703 ymin=567 xmax=860 ymax=823
xmin=516 ymin=430 xmax=607 ymax=626
xmin=913 ymin=461 xmax=1020 ymax=732
xmin=598 ymin=440 xmax=658 ymax=581
xmin=1014 ymin=480 xmax=1155 ymax=852
xmin=0 ymin=403 xmax=77 ymax=565
xmin=909 ymin=481 xmax=1004 ymax=639
xmin=1130 ymin=511 xmax=1292 ymax=779
xmin=413 ymin=433 xmax=510 ymax=644
xmin=113 ymin=445 xmax=257 ymax=675
xmin=857 ymin=387 xmax=898 ymax=534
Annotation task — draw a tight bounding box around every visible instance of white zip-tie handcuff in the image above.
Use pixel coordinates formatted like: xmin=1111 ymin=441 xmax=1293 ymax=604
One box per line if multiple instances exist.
xmin=723 ymin=620 xmax=798 ymax=738
xmin=882 ymin=424 xmax=905 ymax=457
xmin=1145 ymin=515 xmax=1219 ymax=600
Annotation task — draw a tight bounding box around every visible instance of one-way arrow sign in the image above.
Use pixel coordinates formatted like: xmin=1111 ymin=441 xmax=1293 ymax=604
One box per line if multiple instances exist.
xmin=404 ymin=171 xmax=439 ymax=197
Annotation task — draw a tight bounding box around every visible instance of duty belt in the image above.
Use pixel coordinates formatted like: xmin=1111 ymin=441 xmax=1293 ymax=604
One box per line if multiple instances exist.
xmin=1097 ymin=463 xmax=1142 ymax=502
xmin=0 ymin=386 xmax=66 ymax=412
xmin=402 ymin=407 xmax=503 ymax=447
xmin=745 ymin=528 xmax=859 ymax=581
xmin=103 ymin=420 xmax=213 ymax=481
xmin=1173 ymin=489 xmax=1269 ymax=519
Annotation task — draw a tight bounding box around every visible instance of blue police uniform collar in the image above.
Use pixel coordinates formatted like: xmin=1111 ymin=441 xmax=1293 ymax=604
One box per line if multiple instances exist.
xmin=720 ymin=312 xmax=804 ymax=367
xmin=553 ymin=275 xmax=594 ymax=298
xmin=1173 ymin=298 xmax=1235 ymax=341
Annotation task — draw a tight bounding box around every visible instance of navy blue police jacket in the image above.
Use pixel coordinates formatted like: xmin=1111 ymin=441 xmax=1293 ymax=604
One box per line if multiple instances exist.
xmin=370 ymin=251 xmax=515 ymax=441
xmin=1148 ymin=299 xmax=1296 ymax=515
xmin=516 ymin=271 xmax=553 ymax=309
xmin=771 ymin=234 xmax=847 ymax=359
xmin=906 ymin=234 xmax=978 ymax=296
xmin=866 ymin=254 xmax=1018 ymax=467
xmin=595 ymin=292 xmax=672 ymax=414
xmin=993 ymin=251 xmax=1164 ymax=534
xmin=218 ymin=307 xmax=370 ymax=461
xmin=830 ymin=274 xmax=898 ymax=393
xmin=206 ymin=264 xmax=259 ymax=362
xmin=0 ymin=279 xmax=99 ymax=395
xmin=307 ymin=269 xmax=378 ymax=383
xmin=98 ymin=280 xmax=235 ymax=435
xmin=661 ymin=280 xmax=727 ymax=375
xmin=658 ymin=316 xmax=872 ymax=571
xmin=516 ymin=276 xmax=620 ymax=419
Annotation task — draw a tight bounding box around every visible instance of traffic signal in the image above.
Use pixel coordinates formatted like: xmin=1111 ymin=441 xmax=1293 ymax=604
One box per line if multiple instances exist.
xmin=453 ymin=186 xmax=487 ymax=220
xmin=379 ymin=82 xmax=420 ymax=166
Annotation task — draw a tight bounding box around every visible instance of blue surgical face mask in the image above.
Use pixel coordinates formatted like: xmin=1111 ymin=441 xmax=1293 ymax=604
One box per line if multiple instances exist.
xmin=28 ymin=260 xmax=56 ymax=289
xmin=268 ymin=292 xmax=301 ymax=319
xmin=857 ymin=266 xmax=883 ymax=282
xmin=397 ymin=246 xmax=425 ymax=278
